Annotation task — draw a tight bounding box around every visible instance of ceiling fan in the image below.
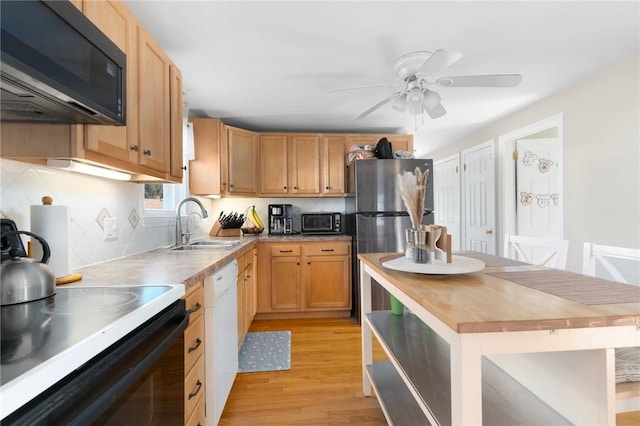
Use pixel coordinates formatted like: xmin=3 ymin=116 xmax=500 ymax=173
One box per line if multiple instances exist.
xmin=331 ymin=49 xmax=522 ymax=121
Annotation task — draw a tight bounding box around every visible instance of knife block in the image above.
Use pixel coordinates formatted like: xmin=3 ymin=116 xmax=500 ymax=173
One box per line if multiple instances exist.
xmin=209 ymin=220 xmax=242 ymax=237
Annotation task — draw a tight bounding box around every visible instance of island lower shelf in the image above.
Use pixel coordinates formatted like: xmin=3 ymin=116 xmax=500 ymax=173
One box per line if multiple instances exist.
xmin=364 ymin=311 xmax=571 ymax=425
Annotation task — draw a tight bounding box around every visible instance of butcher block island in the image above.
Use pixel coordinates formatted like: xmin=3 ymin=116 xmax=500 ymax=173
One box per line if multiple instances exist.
xmin=358 ymin=252 xmax=640 ymax=426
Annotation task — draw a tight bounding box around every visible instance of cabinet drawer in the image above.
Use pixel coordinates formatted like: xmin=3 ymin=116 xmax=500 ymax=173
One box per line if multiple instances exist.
xmin=271 ymin=245 xmax=301 ymax=257
xmin=185 ymin=286 xmax=204 ymax=321
xmin=244 ymin=249 xmax=253 ymax=267
xmin=305 ymin=242 xmax=350 ymax=256
xmin=184 ymin=355 xmax=205 ymax=418
xmin=185 ymin=392 xmax=205 ymax=426
xmin=184 ymin=315 xmax=204 ymax=373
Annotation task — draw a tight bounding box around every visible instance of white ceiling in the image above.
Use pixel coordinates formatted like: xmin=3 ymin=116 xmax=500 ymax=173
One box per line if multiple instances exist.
xmin=125 ymin=1 xmax=639 ymax=154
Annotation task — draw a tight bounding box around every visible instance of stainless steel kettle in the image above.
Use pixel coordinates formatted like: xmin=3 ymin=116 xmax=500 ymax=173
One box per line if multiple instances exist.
xmin=1 ymin=230 xmax=56 ymax=305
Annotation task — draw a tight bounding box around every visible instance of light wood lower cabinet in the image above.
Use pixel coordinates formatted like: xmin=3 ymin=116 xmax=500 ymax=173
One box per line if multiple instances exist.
xmin=183 ymin=281 xmax=205 ymax=425
xmin=256 ymin=240 xmax=351 ymax=318
xmin=237 ymin=247 xmax=257 ymax=347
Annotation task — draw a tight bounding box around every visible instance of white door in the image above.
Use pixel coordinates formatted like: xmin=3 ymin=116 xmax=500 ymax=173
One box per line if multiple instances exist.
xmin=462 ymin=142 xmax=496 ymax=253
xmin=434 ymin=154 xmax=461 ymax=251
xmin=515 ymin=138 xmax=562 ymax=260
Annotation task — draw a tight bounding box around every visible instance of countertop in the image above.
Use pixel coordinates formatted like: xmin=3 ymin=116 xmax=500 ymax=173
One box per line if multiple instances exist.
xmin=2 ymin=233 xmax=352 ymax=419
xmin=69 ymin=233 xmax=352 ymax=293
xmin=358 ymin=252 xmax=640 ymax=333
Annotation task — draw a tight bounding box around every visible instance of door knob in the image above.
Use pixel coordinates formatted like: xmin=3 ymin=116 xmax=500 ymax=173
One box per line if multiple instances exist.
xmin=485 ymin=229 xmax=493 ymax=235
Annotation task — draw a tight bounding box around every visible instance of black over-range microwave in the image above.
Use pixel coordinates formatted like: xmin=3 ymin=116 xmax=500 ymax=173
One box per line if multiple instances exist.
xmin=0 ymin=0 xmax=126 ymax=125
xmin=300 ymin=213 xmax=342 ymax=235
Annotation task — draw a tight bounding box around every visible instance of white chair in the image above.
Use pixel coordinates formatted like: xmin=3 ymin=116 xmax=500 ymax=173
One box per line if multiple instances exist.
xmin=582 ymin=243 xmax=640 ymax=414
xmin=582 ymin=242 xmax=640 ymax=284
xmin=503 ymin=233 xmax=569 ymax=269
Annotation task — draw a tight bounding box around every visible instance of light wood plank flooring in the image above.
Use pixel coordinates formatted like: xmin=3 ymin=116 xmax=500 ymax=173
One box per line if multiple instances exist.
xmin=219 ymin=317 xmax=638 ymax=425
xmin=219 ymin=317 xmax=387 ymax=425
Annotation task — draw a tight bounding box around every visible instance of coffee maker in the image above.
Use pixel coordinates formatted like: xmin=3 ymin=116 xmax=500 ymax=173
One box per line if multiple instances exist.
xmin=268 ymin=204 xmax=293 ymax=235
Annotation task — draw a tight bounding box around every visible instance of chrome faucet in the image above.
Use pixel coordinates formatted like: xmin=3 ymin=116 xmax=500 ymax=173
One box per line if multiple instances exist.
xmin=183 ymin=212 xmax=203 ymax=245
xmin=175 ymin=197 xmax=208 ymax=246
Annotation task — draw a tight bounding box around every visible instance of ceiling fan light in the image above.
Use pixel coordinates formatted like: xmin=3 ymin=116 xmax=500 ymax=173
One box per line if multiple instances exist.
xmin=392 ymin=94 xmax=407 ymax=112
xmin=406 ymin=87 xmax=424 ymax=109
xmin=423 ymin=89 xmax=441 ymax=111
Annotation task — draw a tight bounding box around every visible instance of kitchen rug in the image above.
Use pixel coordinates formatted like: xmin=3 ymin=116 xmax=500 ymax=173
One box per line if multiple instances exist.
xmin=238 ymin=331 xmax=291 ymax=373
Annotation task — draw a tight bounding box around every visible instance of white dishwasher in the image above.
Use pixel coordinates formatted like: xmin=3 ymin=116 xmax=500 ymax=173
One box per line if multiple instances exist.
xmin=204 ymin=259 xmax=238 ymax=425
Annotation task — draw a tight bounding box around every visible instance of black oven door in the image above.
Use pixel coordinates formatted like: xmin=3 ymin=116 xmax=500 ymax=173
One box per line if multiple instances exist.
xmin=4 ymin=299 xmax=188 ymax=426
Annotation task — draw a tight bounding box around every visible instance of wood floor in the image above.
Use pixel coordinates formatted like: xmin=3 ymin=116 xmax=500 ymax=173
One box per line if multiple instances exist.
xmin=218 ymin=317 xmax=639 ymax=425
xmin=218 ymin=317 xmax=388 ymax=425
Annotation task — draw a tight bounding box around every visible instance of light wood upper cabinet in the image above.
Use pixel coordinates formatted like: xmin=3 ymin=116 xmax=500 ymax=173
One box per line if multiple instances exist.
xmin=290 ymin=134 xmax=321 ymax=195
xmin=1 ymin=1 xmax=182 ymax=183
xmin=345 ymin=134 xmax=414 ymax=157
xmin=321 ymin=135 xmax=346 ymax=195
xmin=226 ymin=126 xmax=258 ymax=195
xmin=169 ymin=64 xmax=183 ymax=181
xmin=137 ymin=25 xmax=170 ymax=174
xmin=189 ymin=118 xmax=224 ymax=196
xmin=82 ymin=0 xmax=137 ymax=165
xmin=260 ymin=133 xmax=321 ymax=196
xmin=259 ymin=134 xmax=288 ymax=195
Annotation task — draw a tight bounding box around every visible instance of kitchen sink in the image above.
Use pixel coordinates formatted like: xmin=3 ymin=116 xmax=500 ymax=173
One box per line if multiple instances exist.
xmin=170 ymin=240 xmax=242 ymax=251
xmin=190 ymin=240 xmax=241 ymax=247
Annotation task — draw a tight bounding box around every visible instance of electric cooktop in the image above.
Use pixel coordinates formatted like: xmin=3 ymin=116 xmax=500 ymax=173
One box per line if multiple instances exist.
xmin=0 ymin=285 xmax=175 ymax=386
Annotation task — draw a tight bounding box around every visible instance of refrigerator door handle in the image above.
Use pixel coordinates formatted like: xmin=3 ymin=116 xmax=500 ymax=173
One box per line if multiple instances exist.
xmin=359 ymin=212 xmax=408 ymax=218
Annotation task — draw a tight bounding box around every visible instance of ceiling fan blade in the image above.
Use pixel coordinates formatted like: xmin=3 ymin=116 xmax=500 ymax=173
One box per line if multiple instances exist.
xmin=436 ymin=74 xmax=522 ymax=87
xmin=425 ymin=102 xmax=447 ymax=119
xmin=353 ymin=92 xmax=403 ymax=120
xmin=329 ymin=83 xmax=399 ymax=92
xmin=416 ymin=49 xmax=463 ymax=76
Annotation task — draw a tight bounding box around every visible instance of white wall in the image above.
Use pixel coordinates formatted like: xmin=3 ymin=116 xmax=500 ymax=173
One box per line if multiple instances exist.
xmin=425 ymin=55 xmax=640 ymax=273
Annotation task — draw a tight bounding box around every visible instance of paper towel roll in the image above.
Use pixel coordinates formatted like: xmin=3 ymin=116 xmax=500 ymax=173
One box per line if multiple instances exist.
xmin=30 ymin=203 xmax=69 ymax=278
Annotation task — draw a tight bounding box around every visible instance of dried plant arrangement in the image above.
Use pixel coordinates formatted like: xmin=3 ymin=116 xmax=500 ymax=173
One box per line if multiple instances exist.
xmin=397 ymin=166 xmax=430 ymax=229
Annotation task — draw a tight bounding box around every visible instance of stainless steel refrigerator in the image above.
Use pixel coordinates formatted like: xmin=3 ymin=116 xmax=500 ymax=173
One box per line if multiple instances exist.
xmin=345 ymin=159 xmax=434 ymax=319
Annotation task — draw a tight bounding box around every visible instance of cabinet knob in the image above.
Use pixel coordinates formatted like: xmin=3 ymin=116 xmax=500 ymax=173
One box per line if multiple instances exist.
xmin=294 ymin=186 xmax=298 ymax=190
xmin=485 ymin=229 xmax=493 ymax=235
xmin=182 ymin=166 xmax=187 ymax=171
xmin=296 ymin=262 xmax=300 ymax=266
xmin=143 ymin=149 xmax=151 ymax=156
xmin=129 ymin=144 xmax=139 ymax=152
xmin=229 ymin=184 xmax=234 ymax=188
xmin=307 ymin=261 xmax=311 ymax=265
xmin=326 ymin=186 xmax=330 ymax=190
xmin=283 ymin=186 xmax=287 ymax=190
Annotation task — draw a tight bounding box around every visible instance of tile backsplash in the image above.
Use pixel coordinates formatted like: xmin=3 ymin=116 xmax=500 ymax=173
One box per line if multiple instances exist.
xmin=1 ymin=158 xmax=174 ymax=270
xmin=1 ymin=158 xmax=347 ymax=272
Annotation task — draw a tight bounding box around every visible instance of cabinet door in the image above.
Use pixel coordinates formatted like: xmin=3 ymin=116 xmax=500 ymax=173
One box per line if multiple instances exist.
xmin=169 ymin=64 xmax=183 ymax=181
xmin=237 ymin=269 xmax=246 ymax=347
xmin=138 ymin=26 xmax=170 ymax=173
xmin=271 ymin=255 xmax=302 ymax=311
xmin=83 ymin=0 xmax=137 ymax=164
xmin=227 ymin=127 xmax=258 ymax=194
xmin=322 ymin=135 xmax=346 ymax=195
xmin=387 ymin=135 xmax=414 ymax=154
xmin=189 ymin=118 xmax=223 ymax=196
xmin=290 ymin=134 xmax=321 ymax=195
xmin=345 ymin=134 xmax=378 ymax=157
xmin=304 ymin=255 xmax=351 ymax=309
xmin=259 ymin=134 xmax=288 ymax=195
